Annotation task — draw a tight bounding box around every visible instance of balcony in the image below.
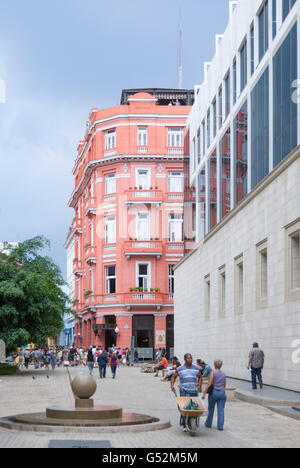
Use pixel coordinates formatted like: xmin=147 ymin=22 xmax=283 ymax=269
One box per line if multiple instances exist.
xmin=84 ymin=197 xmax=96 ymax=217
xmin=72 ymin=218 xmax=83 ymax=234
xmin=73 ymin=259 xmax=83 ymax=276
xmin=84 ymin=294 xmax=96 ymax=306
xmin=78 ymin=292 xmax=174 ymax=313
xmin=124 ymin=240 xmax=163 ymax=259
xmin=137 ymin=147 xmax=148 ymax=153
xmin=125 ymin=190 xmax=162 ymax=207
xmin=167 ymin=147 xmax=184 ymax=155
xmin=167 ymin=192 xmax=184 ymax=201
xmin=84 ymin=246 xmax=97 ymax=265
xmin=167 ymin=242 xmax=185 ymax=251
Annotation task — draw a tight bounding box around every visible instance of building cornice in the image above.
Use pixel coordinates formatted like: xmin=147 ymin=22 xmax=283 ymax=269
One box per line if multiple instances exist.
xmin=69 ymin=154 xmax=188 ymax=208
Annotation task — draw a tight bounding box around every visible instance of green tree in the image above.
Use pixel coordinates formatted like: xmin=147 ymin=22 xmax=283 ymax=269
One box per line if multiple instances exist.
xmin=0 ymin=236 xmax=70 ymax=353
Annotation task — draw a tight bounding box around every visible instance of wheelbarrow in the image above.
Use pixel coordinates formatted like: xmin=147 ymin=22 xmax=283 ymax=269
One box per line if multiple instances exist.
xmin=173 ymin=390 xmax=207 ymax=436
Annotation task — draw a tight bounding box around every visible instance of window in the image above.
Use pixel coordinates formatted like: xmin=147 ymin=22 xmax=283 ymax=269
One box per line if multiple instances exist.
xmin=208 ymin=149 xmax=217 ymax=231
xmin=218 ymin=266 xmax=226 ymax=319
xmin=220 ymin=128 xmax=231 ymax=219
xmin=240 ymin=40 xmax=248 ymax=92
xmin=251 ymin=67 xmax=269 ymax=189
xmin=272 ymin=0 xmax=277 ymax=38
xmin=285 ymin=220 xmax=300 ymax=302
xmin=137 ymin=263 xmax=151 ymax=290
xmin=90 ymin=268 xmax=94 ymax=293
xmin=105 ymin=215 xmax=116 ymax=244
xmin=197 ymin=128 xmax=201 ymax=163
xmin=168 ymin=265 xmax=175 ymax=293
xmin=273 ymin=23 xmax=297 ymax=168
xmin=168 ymin=172 xmax=184 ymax=192
xmin=204 ymin=275 xmax=211 ymax=321
xmin=207 ymin=109 xmax=211 ymax=148
xmin=233 ymin=59 xmax=237 ymax=104
xmin=202 ymin=119 xmax=206 ymax=156
xmin=105 ymin=173 xmax=116 ymax=194
xmin=218 ymin=86 xmax=223 ymax=129
xmin=235 ymin=255 xmax=243 ymax=315
xmin=168 ymin=214 xmax=183 ymax=242
xmin=212 ymin=98 xmax=217 ymax=138
xmin=136 ymin=212 xmax=150 ymax=241
xmin=259 ymin=1 xmax=269 ymax=62
xmin=234 ymin=100 xmax=248 ymax=205
xmin=198 ymin=169 xmax=206 ymax=238
xmin=282 ymin=0 xmax=296 ymax=22
xmin=256 ymin=241 xmax=268 ymax=309
xmin=138 ymin=127 xmax=148 ymax=146
xmin=225 ymin=72 xmax=230 ymax=118
xmin=105 ymin=129 xmax=116 ymax=150
xmin=105 ymin=265 xmax=116 ymax=294
xmin=250 ymin=24 xmax=255 ymax=75
xmin=168 ymin=128 xmax=183 ymax=147
xmin=136 ymin=169 xmax=150 ymax=189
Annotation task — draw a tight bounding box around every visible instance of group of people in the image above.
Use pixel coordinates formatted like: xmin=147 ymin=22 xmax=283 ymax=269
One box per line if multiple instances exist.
xmin=85 ymin=345 xmax=134 ymax=379
xmin=154 ymin=342 xmax=265 ymax=432
xmin=16 ymin=344 xmax=135 ymax=377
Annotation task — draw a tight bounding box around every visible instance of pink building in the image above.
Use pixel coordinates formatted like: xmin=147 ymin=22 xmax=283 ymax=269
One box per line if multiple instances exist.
xmin=69 ymin=89 xmax=193 ymax=358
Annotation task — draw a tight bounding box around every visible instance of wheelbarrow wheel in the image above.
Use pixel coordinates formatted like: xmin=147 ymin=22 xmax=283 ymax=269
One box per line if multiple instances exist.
xmin=187 ymin=417 xmax=198 ymax=436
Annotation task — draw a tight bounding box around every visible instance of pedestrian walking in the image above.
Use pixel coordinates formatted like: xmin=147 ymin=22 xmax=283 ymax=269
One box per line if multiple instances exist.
xmin=24 ymin=349 xmax=31 ymax=369
xmin=50 ymin=350 xmax=57 ymax=372
xmin=171 ymin=353 xmax=201 ymax=431
xmin=248 ymin=342 xmax=265 ymax=390
xmin=109 ymin=352 xmax=118 ymax=379
xmin=44 ymin=350 xmax=50 ymax=373
xmin=97 ymin=350 xmax=108 ymax=378
xmin=87 ymin=346 xmax=95 ymax=376
xmin=202 ymin=359 xmax=227 ymax=431
xmin=32 ymin=348 xmax=41 ymax=369
xmin=18 ymin=349 xmax=25 ymax=369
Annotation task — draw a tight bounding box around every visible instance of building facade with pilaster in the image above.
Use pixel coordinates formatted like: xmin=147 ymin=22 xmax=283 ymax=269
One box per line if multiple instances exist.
xmin=68 ymin=89 xmax=193 ymax=358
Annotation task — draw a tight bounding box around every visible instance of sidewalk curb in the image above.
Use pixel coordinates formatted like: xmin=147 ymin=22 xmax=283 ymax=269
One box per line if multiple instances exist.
xmin=235 ymin=390 xmax=300 ymax=408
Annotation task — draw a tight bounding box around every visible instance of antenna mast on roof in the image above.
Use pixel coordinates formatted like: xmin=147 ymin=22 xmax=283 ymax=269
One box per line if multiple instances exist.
xmin=178 ymin=8 xmax=183 ymax=89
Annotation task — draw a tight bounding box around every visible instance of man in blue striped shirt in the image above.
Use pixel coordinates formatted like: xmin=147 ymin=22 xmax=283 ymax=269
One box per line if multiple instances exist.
xmin=171 ymin=353 xmax=201 ymax=397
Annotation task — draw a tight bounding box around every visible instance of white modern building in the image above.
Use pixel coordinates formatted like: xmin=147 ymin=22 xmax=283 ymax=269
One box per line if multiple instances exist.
xmin=175 ymin=0 xmax=300 ymax=390
xmin=61 ymin=228 xmax=76 ymax=346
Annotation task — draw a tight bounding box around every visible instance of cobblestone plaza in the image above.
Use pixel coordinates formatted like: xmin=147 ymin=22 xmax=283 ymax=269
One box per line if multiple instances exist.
xmin=0 ymin=365 xmax=299 ymax=448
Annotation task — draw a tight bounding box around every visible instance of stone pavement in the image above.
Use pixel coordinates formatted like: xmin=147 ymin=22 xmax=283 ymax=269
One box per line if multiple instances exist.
xmin=0 ymin=365 xmax=300 ymax=448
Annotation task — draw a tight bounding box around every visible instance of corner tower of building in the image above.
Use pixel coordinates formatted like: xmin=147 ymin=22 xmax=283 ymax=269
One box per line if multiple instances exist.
xmin=68 ymin=89 xmax=193 ymax=358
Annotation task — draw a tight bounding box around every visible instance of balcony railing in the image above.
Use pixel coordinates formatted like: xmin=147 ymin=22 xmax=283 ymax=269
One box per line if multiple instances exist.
xmin=138 ymin=147 xmax=148 ymax=153
xmin=167 ymin=147 xmax=184 ymax=155
xmin=72 ymin=218 xmax=83 ymax=234
xmin=125 ymin=190 xmax=162 ymax=205
xmin=77 ymin=292 xmax=174 ymax=311
xmin=84 ymin=246 xmax=97 ymax=264
xmin=124 ymin=240 xmax=163 ymax=259
xmin=84 ymin=197 xmax=96 ymax=217
xmin=167 ymin=242 xmax=185 ymax=251
xmin=73 ymin=259 xmax=83 ymax=276
xmin=167 ymin=192 xmax=184 ymax=200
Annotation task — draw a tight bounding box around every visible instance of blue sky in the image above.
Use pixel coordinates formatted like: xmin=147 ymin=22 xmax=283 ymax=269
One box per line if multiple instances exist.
xmin=0 ymin=0 xmax=229 ymax=278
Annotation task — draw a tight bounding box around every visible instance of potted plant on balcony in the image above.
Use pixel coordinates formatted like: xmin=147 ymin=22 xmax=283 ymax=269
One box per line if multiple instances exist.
xmin=84 ymin=290 xmax=93 ymax=297
xmin=154 ymin=288 xmax=160 ymax=292
xmin=139 ymin=287 xmax=143 ymax=292
xmin=139 ymin=185 xmax=143 ymax=190
xmin=83 ymin=243 xmax=91 ymax=249
xmin=73 ymin=258 xmax=79 ymax=263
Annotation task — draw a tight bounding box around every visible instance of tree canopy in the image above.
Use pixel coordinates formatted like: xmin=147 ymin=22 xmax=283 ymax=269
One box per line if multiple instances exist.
xmin=0 ymin=236 xmax=70 ymax=353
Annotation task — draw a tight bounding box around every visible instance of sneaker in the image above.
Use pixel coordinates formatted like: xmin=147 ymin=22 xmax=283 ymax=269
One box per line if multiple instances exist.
xmin=182 ymin=427 xmax=187 ymax=432
xmin=259 ymin=383 xmax=263 ymax=389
